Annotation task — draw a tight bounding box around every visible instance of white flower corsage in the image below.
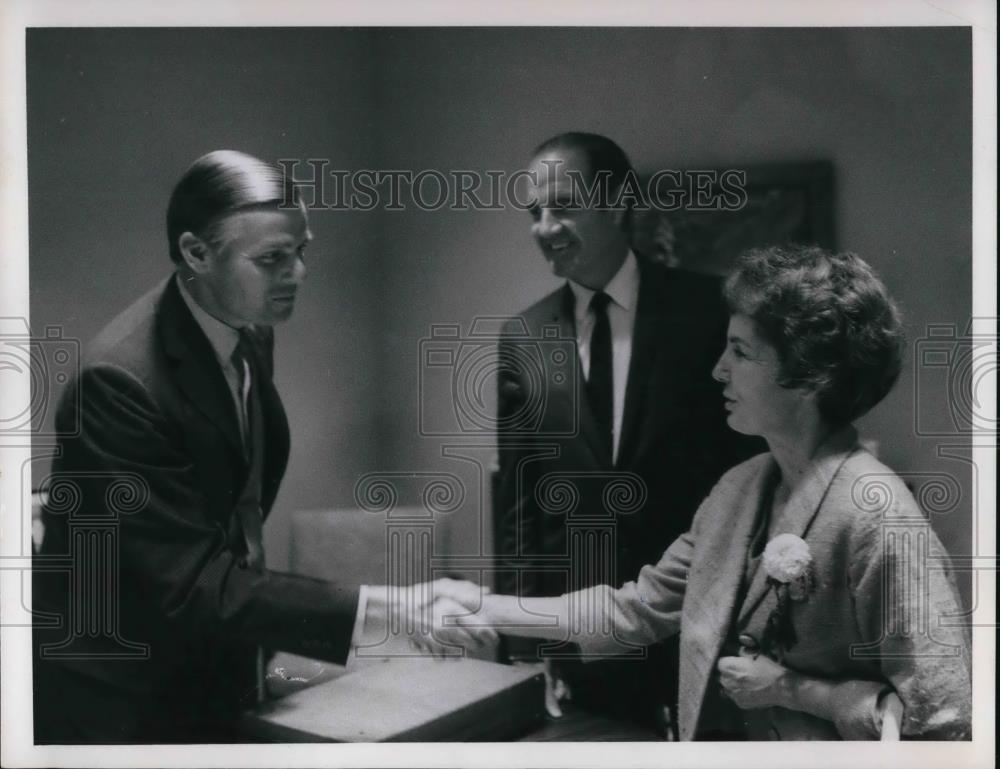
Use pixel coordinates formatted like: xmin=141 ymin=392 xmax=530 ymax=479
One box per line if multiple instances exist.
xmin=762 ymin=533 xmax=815 ymax=601
xmin=758 ymin=534 xmax=815 ymax=660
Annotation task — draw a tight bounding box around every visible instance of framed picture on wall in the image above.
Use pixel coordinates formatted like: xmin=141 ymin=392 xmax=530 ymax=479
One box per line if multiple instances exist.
xmin=632 ymin=160 xmax=835 ymax=275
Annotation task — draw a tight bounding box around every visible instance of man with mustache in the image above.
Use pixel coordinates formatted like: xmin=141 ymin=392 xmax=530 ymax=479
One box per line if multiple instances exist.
xmin=495 ymin=133 xmax=757 ymax=735
xmin=33 ymin=150 xmax=488 ymax=743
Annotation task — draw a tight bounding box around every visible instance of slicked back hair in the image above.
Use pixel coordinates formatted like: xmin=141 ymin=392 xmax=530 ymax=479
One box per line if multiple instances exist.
xmin=166 ymin=150 xmax=299 ymax=264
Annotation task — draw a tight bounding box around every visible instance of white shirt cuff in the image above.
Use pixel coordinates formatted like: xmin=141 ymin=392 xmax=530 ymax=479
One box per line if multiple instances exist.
xmin=349 ymin=584 xmax=369 ymax=649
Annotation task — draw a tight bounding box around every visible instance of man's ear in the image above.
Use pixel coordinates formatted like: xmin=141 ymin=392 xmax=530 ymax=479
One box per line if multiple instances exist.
xmin=178 ymin=232 xmax=212 ymax=274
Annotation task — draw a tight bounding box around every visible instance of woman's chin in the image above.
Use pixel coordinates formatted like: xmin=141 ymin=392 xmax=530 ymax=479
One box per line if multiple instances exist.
xmin=726 ymin=414 xmax=756 ymax=436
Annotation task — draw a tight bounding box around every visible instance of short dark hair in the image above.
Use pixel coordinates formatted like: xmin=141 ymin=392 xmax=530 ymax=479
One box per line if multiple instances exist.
xmin=532 ymin=132 xmax=639 ymax=227
xmin=724 ymin=245 xmax=906 ymax=426
xmin=533 ymin=132 xmax=635 ymax=194
xmin=166 ymin=150 xmax=298 ymax=263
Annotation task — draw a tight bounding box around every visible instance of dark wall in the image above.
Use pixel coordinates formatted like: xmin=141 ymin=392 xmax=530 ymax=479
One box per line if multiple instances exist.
xmin=28 ymin=28 xmax=973 ymax=602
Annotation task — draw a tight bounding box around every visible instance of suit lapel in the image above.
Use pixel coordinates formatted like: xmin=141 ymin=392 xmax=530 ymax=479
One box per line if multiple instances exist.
xmin=735 ymin=427 xmax=861 ymax=627
xmin=617 ymin=263 xmax=700 ymax=469
xmin=158 ymin=277 xmax=246 ymax=462
xmin=249 ymin=327 xmax=291 ymax=511
xmin=681 ymin=458 xmax=775 ymax=737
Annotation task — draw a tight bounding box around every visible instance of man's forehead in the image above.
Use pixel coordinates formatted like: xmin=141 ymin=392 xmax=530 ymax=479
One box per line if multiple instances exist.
xmin=217 ymin=207 xmax=310 ymax=240
xmin=529 ymin=147 xmax=591 ymax=184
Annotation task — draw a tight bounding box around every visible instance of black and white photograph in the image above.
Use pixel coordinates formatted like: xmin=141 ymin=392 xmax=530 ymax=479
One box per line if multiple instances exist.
xmin=0 ymin=2 xmax=995 ymax=767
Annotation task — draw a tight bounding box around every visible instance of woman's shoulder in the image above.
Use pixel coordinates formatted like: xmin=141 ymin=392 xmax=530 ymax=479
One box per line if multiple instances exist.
xmin=824 ymin=448 xmax=927 ymax=540
xmin=712 ymin=451 xmax=774 ymax=493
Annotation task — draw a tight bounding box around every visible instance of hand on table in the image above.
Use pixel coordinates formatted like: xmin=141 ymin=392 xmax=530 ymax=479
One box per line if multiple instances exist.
xmin=717 ymin=646 xmax=791 ymax=710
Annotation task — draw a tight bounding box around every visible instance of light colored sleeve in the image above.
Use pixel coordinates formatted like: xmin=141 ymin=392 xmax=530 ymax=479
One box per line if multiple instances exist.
xmin=569 ymin=476 xmax=734 ymax=657
xmin=836 ymin=489 xmax=972 ymax=740
xmin=572 ymin=524 xmax=695 ymax=656
xmin=826 ymin=679 xmax=894 ymax=739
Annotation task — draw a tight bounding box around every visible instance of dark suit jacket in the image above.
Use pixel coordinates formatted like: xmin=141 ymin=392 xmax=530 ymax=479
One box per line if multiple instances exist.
xmin=495 ymin=260 xmax=760 ymax=718
xmin=34 ymin=276 xmax=359 ymax=742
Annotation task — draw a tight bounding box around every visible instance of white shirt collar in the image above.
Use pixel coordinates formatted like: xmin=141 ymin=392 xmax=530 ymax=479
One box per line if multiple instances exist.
xmin=175 ymin=273 xmax=242 ymax=366
xmin=568 ymin=249 xmax=640 ymax=322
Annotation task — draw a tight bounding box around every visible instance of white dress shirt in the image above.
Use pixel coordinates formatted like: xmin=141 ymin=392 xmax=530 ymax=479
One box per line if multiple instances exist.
xmin=567 ymin=250 xmax=640 ymax=464
xmin=176 ymin=275 xmax=249 ymax=444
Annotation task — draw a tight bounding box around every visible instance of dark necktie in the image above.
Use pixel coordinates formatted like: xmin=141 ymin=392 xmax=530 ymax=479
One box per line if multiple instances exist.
xmin=587 ymin=291 xmax=614 ymax=460
xmin=231 ymin=329 xmax=266 ymax=572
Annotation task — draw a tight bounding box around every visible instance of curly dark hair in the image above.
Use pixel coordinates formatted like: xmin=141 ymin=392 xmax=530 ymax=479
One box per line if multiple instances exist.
xmin=723 ymin=245 xmax=906 ymax=426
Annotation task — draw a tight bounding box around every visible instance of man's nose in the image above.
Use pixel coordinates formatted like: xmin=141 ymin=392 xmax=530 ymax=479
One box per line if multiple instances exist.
xmin=288 ymin=254 xmax=307 ymax=284
xmin=535 ymin=208 xmax=562 ymax=237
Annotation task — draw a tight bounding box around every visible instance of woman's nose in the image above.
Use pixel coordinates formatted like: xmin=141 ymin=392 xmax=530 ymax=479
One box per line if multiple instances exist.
xmin=711 ymin=353 xmax=728 ymax=383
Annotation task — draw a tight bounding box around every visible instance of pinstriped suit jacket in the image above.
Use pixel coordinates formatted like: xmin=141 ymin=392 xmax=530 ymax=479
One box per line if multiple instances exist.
xmin=573 ymin=427 xmax=971 ymax=740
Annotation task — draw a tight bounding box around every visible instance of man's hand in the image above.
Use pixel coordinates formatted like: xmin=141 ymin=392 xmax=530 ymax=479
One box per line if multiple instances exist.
xmin=418 ymin=592 xmax=498 ymax=656
xmin=716 ymin=647 xmax=791 ymax=710
xmin=366 ymin=578 xmax=496 ymax=658
xmin=428 ymin=577 xmax=491 ymax=612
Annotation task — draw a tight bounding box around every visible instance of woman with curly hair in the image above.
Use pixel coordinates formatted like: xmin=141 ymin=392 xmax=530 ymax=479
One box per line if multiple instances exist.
xmin=474 ymin=245 xmax=971 ymax=740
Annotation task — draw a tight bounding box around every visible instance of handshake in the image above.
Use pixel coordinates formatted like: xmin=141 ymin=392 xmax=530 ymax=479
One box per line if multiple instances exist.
xmin=360 ymin=577 xmax=498 ymax=658
xmin=362 ymin=581 xmax=575 ymax=716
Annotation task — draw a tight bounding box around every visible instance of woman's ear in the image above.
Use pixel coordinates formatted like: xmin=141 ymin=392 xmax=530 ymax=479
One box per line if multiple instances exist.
xmin=178 ymin=231 xmax=212 ymax=274
xmin=799 ymin=383 xmax=824 ymax=410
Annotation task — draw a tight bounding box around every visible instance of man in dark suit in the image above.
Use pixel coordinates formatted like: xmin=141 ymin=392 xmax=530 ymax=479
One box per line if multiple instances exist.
xmin=33 ymin=150 xmax=486 ymax=743
xmin=495 ymin=133 xmax=759 ymax=734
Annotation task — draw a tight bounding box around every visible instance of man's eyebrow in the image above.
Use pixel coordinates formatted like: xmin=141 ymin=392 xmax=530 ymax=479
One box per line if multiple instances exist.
xmin=252 ymin=234 xmax=301 ymax=249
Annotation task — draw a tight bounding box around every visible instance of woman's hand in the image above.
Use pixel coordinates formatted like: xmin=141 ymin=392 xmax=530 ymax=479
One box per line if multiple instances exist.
xmin=717 ymin=647 xmax=791 ymax=710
